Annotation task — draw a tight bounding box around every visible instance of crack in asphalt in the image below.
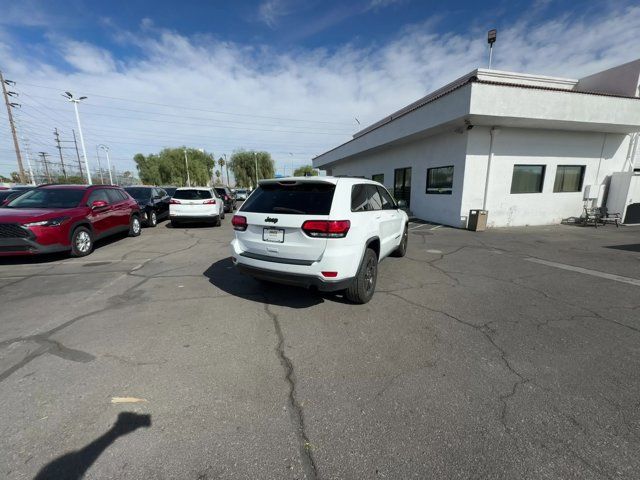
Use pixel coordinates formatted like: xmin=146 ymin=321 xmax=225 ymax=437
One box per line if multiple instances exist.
xmin=383 ymin=290 xmax=529 ymax=433
xmin=263 ymin=302 xmax=318 ymax=480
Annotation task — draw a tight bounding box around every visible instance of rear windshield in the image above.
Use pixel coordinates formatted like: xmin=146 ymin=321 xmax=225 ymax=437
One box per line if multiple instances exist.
xmin=124 ymin=187 xmax=151 ymax=200
xmin=214 ymin=188 xmax=227 ymax=195
xmin=173 ymin=189 xmax=212 ymax=200
xmin=6 ymin=188 xmax=85 ymax=209
xmin=241 ymin=182 xmax=335 ymax=215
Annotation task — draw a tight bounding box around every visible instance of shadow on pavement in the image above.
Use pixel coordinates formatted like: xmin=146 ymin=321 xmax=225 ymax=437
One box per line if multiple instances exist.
xmin=33 ymin=412 xmax=151 ymax=480
xmin=605 ymin=243 xmax=640 ymax=252
xmin=204 ymin=257 xmax=349 ymax=308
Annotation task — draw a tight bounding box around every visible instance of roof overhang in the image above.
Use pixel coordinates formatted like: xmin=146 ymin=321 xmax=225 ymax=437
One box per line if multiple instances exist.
xmin=314 ymin=77 xmax=640 ymax=169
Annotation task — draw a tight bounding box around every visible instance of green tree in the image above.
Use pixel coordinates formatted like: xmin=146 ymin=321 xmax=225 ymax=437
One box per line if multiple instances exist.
xmin=293 ymin=165 xmax=318 ymax=177
xmin=133 ymin=147 xmax=215 ymax=186
xmin=229 ymin=150 xmax=275 ymax=188
xmin=217 ymin=157 xmax=225 ymax=184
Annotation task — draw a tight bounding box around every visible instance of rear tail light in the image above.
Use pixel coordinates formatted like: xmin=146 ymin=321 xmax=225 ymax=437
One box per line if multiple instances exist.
xmin=232 ymin=215 xmax=247 ymax=231
xmin=321 ymin=271 xmax=338 ymax=278
xmin=203 ymin=199 xmax=216 ymax=204
xmin=170 ymin=199 xmax=181 ymax=204
xmin=301 ymin=220 xmax=350 ymax=238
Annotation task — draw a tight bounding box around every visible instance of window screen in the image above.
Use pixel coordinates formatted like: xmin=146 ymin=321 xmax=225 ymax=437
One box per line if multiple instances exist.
xmin=511 ymin=165 xmax=545 ymax=194
xmin=553 ymin=166 xmax=585 ymax=192
xmin=426 ymin=166 xmax=454 ymax=194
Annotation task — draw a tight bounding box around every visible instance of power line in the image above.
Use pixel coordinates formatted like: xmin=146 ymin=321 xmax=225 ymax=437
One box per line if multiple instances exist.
xmin=18 ymin=82 xmax=354 ymax=126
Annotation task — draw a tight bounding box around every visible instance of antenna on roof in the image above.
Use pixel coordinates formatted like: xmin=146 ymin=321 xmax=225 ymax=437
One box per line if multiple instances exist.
xmin=487 ymin=29 xmax=497 ymax=69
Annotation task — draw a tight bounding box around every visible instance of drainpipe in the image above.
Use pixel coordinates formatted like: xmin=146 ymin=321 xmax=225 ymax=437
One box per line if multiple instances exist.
xmin=482 ymin=127 xmax=500 ymax=211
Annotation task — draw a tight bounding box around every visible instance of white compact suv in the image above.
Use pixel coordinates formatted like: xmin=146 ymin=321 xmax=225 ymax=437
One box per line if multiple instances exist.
xmin=230 ymin=177 xmax=409 ymax=303
xmin=169 ymin=187 xmax=225 ymax=226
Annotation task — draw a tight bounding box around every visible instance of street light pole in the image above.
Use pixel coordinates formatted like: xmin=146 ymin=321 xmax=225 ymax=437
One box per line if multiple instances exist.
xmin=95 ymin=145 xmax=104 ymax=184
xmin=64 ymin=92 xmax=91 ymax=185
xmin=184 ymin=148 xmax=191 ymax=187
xmin=98 ymin=144 xmax=114 ymax=185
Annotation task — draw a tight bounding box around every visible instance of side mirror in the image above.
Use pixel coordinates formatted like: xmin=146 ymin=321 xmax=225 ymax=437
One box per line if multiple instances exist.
xmin=397 ymin=199 xmax=408 ymax=209
xmin=91 ymin=200 xmax=109 ymax=210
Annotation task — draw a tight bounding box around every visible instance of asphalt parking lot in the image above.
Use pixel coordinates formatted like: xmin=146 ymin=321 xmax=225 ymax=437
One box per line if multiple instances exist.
xmin=1 ymin=217 xmax=639 ymax=479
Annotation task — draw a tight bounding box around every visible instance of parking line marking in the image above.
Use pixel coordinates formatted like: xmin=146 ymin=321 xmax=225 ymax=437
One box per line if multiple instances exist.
xmin=409 ymin=224 xmax=430 ymax=230
xmin=430 ymin=225 xmax=442 ymax=230
xmin=526 ymin=258 xmax=640 ymax=287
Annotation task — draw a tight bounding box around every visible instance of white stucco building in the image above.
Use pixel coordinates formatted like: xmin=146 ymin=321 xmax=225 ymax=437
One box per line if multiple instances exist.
xmin=313 ymin=59 xmax=640 ymax=228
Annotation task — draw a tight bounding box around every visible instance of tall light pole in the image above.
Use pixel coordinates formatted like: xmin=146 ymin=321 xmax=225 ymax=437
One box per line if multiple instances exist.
xmin=183 ymin=148 xmax=191 ymax=187
xmin=94 ymin=145 xmax=105 ymax=184
xmin=98 ymin=144 xmax=114 ymax=185
xmin=487 ymin=29 xmax=497 ymax=69
xmin=63 ymin=92 xmax=91 ymax=185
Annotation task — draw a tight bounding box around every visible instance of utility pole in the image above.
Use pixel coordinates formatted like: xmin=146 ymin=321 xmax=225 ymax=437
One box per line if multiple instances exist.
xmin=184 ymin=148 xmax=191 ymax=187
xmin=63 ymin=92 xmax=91 ymax=185
xmin=72 ymin=129 xmax=84 ymax=181
xmin=254 ymin=152 xmax=259 ymax=187
xmin=1 ymin=71 xmax=26 ymax=183
xmin=53 ymin=128 xmax=67 ymax=180
xmin=38 ymin=152 xmax=52 ymax=183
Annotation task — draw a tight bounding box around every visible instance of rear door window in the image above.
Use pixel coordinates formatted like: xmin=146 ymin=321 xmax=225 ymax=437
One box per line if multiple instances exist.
xmin=367 ymin=185 xmax=383 ymax=210
xmin=241 ymin=182 xmax=335 ymax=215
xmin=351 ymin=184 xmax=370 ymax=212
xmin=173 ymin=189 xmax=212 ymax=200
xmin=106 ymin=189 xmax=123 ymax=204
xmin=377 ymin=186 xmax=396 ymax=209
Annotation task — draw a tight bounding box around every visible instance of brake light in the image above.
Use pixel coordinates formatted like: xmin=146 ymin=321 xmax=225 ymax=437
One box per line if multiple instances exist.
xmin=232 ymin=215 xmax=247 ymax=231
xmin=170 ymin=199 xmax=181 ymax=204
xmin=321 ymin=271 xmax=338 ymax=278
xmin=301 ymin=220 xmax=350 ymax=238
xmin=203 ymin=199 xmax=216 ymax=204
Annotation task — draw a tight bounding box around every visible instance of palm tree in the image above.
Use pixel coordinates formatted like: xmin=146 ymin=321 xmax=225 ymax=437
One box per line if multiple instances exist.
xmin=218 ymin=157 xmax=225 ymax=185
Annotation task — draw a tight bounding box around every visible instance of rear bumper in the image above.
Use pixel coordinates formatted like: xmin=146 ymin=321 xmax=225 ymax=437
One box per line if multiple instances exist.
xmin=0 ymin=237 xmax=69 ymax=256
xmin=170 ymin=214 xmax=219 ymax=222
xmin=234 ymin=260 xmax=353 ymax=292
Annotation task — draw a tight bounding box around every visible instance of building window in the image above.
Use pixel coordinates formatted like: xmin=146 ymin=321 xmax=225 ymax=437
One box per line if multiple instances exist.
xmin=510 ymin=165 xmax=545 ymax=194
xmin=394 ymin=167 xmax=411 ymax=206
xmin=554 ymin=165 xmax=585 ymax=192
xmin=372 ymin=174 xmax=384 ymax=184
xmin=426 ymin=166 xmax=454 ymax=195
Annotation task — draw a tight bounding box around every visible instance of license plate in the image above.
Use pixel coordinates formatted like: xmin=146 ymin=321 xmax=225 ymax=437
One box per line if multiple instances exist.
xmin=263 ymin=228 xmax=284 ymax=243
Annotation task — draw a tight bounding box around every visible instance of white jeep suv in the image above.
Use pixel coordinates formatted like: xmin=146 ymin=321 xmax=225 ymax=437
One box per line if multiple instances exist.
xmin=230 ymin=177 xmax=408 ymax=303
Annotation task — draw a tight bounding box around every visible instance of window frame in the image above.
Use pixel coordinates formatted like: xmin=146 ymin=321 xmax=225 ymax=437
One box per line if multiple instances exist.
xmin=553 ymin=165 xmax=585 ymax=193
xmin=426 ymin=165 xmax=454 ymax=195
xmin=510 ymin=164 xmax=546 ymax=194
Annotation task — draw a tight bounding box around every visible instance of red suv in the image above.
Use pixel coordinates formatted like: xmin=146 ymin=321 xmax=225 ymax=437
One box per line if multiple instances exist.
xmin=0 ymin=185 xmax=142 ymax=257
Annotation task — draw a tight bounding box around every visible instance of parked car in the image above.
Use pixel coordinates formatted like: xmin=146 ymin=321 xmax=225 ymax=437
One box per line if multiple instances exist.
xmin=162 ymin=186 xmax=178 ymax=197
xmin=214 ymin=186 xmax=236 ymax=213
xmin=124 ymin=186 xmax=170 ymax=227
xmin=0 ymin=184 xmax=141 ymax=257
xmin=230 ymin=177 xmax=408 ymax=304
xmin=235 ymin=189 xmax=249 ymax=201
xmin=169 ymin=187 xmax=224 ymax=227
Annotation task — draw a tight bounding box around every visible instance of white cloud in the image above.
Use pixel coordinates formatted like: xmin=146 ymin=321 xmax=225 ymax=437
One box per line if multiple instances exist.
xmin=60 ymin=40 xmax=117 ymax=74
xmin=258 ymin=0 xmax=293 ymax=28
xmin=0 ymin=4 xmax=638 ymax=179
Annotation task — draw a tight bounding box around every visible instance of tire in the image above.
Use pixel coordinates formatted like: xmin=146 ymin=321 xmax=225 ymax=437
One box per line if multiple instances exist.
xmin=129 ymin=215 xmax=142 ymax=237
xmin=147 ymin=210 xmax=157 ymax=227
xmin=391 ymin=225 xmax=408 ymax=257
xmin=345 ymin=248 xmax=378 ymax=304
xmin=214 ymin=215 xmax=222 ymax=227
xmin=70 ymin=226 xmax=93 ymax=257
xmin=220 ymin=210 xmax=225 ymax=220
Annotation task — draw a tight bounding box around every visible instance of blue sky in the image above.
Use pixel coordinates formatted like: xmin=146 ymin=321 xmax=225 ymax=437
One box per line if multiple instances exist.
xmin=0 ymin=0 xmax=638 ymax=179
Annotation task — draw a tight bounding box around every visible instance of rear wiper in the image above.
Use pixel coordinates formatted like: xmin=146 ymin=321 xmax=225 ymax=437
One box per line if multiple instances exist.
xmin=272 ymin=207 xmax=305 ymax=214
